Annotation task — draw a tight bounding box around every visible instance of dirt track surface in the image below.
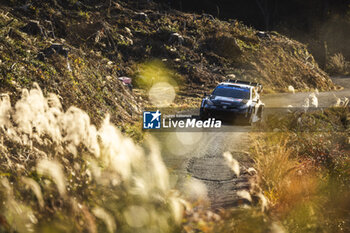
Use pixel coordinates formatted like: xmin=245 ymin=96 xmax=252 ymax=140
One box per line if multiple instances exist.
xmin=157 ymin=77 xmax=350 ymax=209
xmin=263 ymin=76 xmax=350 ymax=108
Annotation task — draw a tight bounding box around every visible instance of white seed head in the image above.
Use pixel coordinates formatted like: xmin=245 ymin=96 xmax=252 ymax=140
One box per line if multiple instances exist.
xmin=22 ymin=177 xmax=44 ymax=209
xmin=223 ymin=151 xmax=240 ymax=177
xmin=288 ymin=85 xmax=295 ymax=94
xmin=92 ymin=207 xmax=116 ymax=233
xmin=237 ymin=190 xmax=252 ymax=203
xmin=37 ymin=159 xmax=66 ymax=197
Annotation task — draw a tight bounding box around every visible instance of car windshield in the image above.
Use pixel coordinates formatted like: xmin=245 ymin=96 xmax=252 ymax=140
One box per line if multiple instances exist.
xmin=212 ymin=85 xmax=250 ymax=99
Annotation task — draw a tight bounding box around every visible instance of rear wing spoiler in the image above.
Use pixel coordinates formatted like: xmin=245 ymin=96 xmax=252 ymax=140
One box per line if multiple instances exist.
xmin=225 ymin=79 xmax=263 ymax=93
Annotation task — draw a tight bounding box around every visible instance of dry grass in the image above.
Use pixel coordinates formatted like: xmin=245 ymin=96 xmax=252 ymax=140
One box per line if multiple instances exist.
xmin=252 ymin=134 xmax=298 ymax=205
xmin=251 ymin=108 xmax=350 ymax=232
xmin=327 ymin=53 xmax=350 ymax=75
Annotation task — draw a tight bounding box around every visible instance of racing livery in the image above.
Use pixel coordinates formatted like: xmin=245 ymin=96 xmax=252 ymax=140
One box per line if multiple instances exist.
xmin=200 ymin=80 xmax=264 ymax=124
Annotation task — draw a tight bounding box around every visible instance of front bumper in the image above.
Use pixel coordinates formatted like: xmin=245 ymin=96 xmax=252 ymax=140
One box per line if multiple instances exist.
xmin=202 ymin=105 xmax=249 ymax=119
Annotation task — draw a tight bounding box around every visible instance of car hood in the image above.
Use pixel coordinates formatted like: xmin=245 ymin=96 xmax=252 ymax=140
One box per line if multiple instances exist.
xmin=210 ymin=95 xmax=248 ymax=105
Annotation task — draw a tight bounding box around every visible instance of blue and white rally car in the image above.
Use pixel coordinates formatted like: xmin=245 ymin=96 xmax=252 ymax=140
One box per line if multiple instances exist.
xmin=200 ymin=80 xmax=264 ymax=124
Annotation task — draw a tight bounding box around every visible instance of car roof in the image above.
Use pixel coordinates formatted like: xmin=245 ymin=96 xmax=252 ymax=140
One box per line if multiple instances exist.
xmin=218 ymin=82 xmax=253 ymax=89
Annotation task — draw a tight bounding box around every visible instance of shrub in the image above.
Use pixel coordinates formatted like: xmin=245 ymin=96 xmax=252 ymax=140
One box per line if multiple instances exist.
xmin=327 ymin=53 xmax=349 ymax=75
xmin=205 ymin=33 xmax=242 ymax=59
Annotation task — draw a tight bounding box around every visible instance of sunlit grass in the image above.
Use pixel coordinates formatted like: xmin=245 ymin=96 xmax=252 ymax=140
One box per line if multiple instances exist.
xmin=0 ymin=84 xmax=184 ymax=233
xmin=251 ymin=107 xmax=350 ymax=232
xmin=252 ymin=133 xmax=298 ymax=204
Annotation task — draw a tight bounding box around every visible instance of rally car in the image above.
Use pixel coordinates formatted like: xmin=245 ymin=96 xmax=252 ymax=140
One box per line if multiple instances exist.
xmin=200 ymin=80 xmax=264 ymax=124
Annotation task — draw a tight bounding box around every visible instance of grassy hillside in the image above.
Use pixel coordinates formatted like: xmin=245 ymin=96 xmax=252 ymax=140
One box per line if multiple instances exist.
xmin=1 ymin=0 xmax=335 ymax=126
xmin=0 ymin=1 xmax=346 ymax=232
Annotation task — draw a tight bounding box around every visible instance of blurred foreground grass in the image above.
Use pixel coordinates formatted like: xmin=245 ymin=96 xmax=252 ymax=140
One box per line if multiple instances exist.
xmin=0 ymin=85 xmax=183 ymax=233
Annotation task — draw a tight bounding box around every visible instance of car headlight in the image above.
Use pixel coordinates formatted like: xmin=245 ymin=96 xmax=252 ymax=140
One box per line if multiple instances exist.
xmin=205 ymin=99 xmax=214 ymax=106
xmin=239 ymin=104 xmax=249 ymax=109
xmin=239 ymin=99 xmax=250 ymax=109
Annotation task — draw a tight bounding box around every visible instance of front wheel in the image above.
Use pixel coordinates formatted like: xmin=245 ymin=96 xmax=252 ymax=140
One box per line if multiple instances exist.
xmin=199 ymin=108 xmax=208 ymax=120
xmin=246 ymin=113 xmax=253 ymax=125
xmin=256 ymin=106 xmax=264 ymax=122
xmin=251 ymin=106 xmax=264 ymax=127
